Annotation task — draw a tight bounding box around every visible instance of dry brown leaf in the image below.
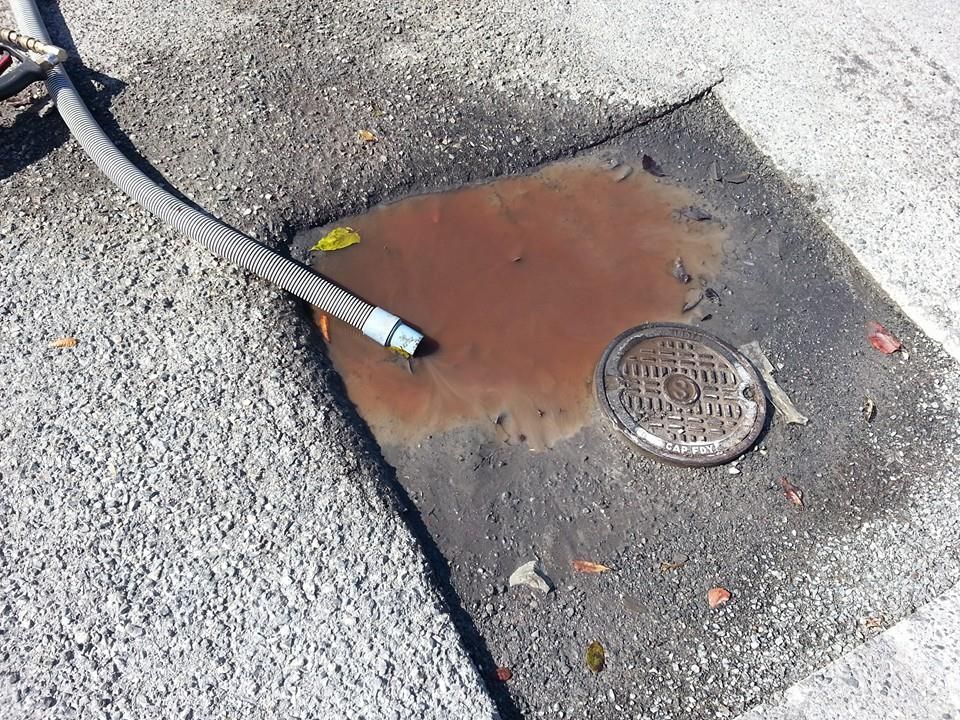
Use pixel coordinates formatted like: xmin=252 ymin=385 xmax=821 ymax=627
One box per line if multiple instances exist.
xmin=494 ymin=667 xmax=512 ymax=682
xmin=779 ymin=476 xmax=804 ymax=509
xmin=357 ymin=129 xmax=378 ymax=143
xmin=863 ymin=616 xmax=884 ymax=630
xmin=707 ymin=587 xmax=731 ymax=609
xmin=49 ymin=336 xmax=78 ymax=349
xmin=319 ymin=313 xmax=331 ymax=343
xmin=572 ymin=560 xmax=612 ymax=574
xmin=867 ymin=321 xmax=902 ymax=354
xmin=659 ymin=560 xmax=687 ymax=573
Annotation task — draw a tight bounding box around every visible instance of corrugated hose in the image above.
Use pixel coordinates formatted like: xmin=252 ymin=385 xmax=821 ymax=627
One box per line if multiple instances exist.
xmin=7 ymin=0 xmax=423 ymax=356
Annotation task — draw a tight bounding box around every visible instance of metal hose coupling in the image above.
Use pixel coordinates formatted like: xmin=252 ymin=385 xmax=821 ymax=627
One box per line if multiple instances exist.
xmin=361 ymin=308 xmax=423 ymax=357
xmin=0 ymin=26 xmax=66 ymax=64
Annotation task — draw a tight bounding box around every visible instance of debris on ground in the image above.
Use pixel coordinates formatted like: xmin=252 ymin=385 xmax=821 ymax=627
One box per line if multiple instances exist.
xmin=509 ymin=560 xmax=553 ymax=593
xmin=724 ymin=171 xmax=750 ymax=184
xmin=704 ymin=287 xmax=722 ymax=305
xmin=310 ymin=227 xmax=361 ymax=252
xmin=672 ymin=257 xmax=691 ymax=284
xmin=861 ymin=616 xmax=885 ymax=631
xmin=779 ymin=476 xmax=804 ymax=509
xmin=48 ymin=336 xmax=78 ymax=349
xmin=682 ymin=287 xmax=703 ymax=312
xmin=586 ymin=641 xmax=606 ymax=673
xmin=867 ymin=321 xmax=902 ymax=354
xmin=707 ymin=587 xmax=731 ymax=609
xmin=572 ymin=560 xmax=612 ymax=574
xmin=709 ymin=160 xmax=721 ymax=182
xmin=659 ymin=557 xmax=687 ymax=573
xmin=494 ymin=667 xmax=513 ymax=682
xmin=862 ymin=397 xmax=877 ymax=423
xmin=675 ymin=206 xmax=712 ymax=222
xmin=356 ymin=129 xmax=378 ymax=143
xmin=641 ymin=153 xmax=665 ymax=176
xmin=612 ymin=165 xmax=633 ymax=182
xmin=7 ymin=91 xmax=40 ymax=108
xmin=738 ymin=341 xmax=809 ymax=425
xmin=318 ymin=313 xmax=331 ymax=343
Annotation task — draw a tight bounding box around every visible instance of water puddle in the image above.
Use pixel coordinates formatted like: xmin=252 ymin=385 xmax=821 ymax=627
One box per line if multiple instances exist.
xmin=306 ymin=158 xmax=726 ymax=449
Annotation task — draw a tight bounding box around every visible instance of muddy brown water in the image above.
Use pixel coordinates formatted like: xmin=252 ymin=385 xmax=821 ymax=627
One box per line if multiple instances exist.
xmin=309 ymin=158 xmax=726 ymax=449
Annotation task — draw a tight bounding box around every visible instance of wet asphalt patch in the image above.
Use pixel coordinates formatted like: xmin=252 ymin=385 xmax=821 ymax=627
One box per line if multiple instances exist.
xmin=300 ymin=95 xmax=960 ymax=719
xmin=302 ymin=156 xmax=726 ymax=451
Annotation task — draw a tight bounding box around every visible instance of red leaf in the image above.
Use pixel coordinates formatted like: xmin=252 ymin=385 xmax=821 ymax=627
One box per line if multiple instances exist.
xmin=494 ymin=667 xmax=512 ymax=682
xmin=707 ymin=587 xmax=731 ymax=608
xmin=319 ymin=313 xmax=331 ymax=343
xmin=867 ymin=321 xmax=901 ymax=354
xmin=779 ymin=476 xmax=804 ymax=509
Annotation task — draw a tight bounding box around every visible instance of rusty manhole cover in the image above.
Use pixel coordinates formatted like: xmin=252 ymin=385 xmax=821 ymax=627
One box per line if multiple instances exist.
xmin=595 ymin=323 xmax=767 ymax=467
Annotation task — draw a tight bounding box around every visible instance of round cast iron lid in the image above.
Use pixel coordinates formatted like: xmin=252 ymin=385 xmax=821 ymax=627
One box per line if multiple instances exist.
xmin=595 ymin=323 xmax=768 ymax=467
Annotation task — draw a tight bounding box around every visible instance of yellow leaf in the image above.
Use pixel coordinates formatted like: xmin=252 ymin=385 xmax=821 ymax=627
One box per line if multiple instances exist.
xmin=49 ymin=336 xmax=78 ymax=349
xmin=585 ymin=641 xmax=605 ymax=673
xmin=310 ymin=227 xmax=361 ymax=252
xmin=572 ymin=560 xmax=611 ymax=574
xmin=357 ymin=129 xmax=378 ymax=143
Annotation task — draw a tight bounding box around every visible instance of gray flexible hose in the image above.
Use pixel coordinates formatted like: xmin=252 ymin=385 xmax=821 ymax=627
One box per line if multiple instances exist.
xmin=9 ymin=0 xmax=423 ymax=357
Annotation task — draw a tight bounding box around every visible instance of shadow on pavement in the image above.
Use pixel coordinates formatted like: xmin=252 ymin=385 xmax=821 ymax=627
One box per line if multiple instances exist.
xmin=293 ymin=307 xmax=523 ymax=720
xmin=0 ymin=92 xmax=70 ymax=180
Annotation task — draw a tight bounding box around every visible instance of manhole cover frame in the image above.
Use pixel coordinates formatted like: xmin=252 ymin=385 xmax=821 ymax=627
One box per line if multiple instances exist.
xmin=595 ymin=322 xmax=768 ymax=467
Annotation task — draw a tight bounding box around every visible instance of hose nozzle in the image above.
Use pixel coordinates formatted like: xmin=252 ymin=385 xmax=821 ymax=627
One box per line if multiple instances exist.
xmin=360 ymin=307 xmax=424 ymax=357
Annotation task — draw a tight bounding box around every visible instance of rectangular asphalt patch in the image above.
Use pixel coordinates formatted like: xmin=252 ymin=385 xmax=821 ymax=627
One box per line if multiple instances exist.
xmin=306 ymin=95 xmax=960 ymax=719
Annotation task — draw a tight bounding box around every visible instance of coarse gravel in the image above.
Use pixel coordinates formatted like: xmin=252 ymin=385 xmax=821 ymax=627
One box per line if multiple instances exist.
xmin=738 ymin=582 xmax=960 ymax=719
xmin=0 ymin=138 xmax=498 ymax=718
